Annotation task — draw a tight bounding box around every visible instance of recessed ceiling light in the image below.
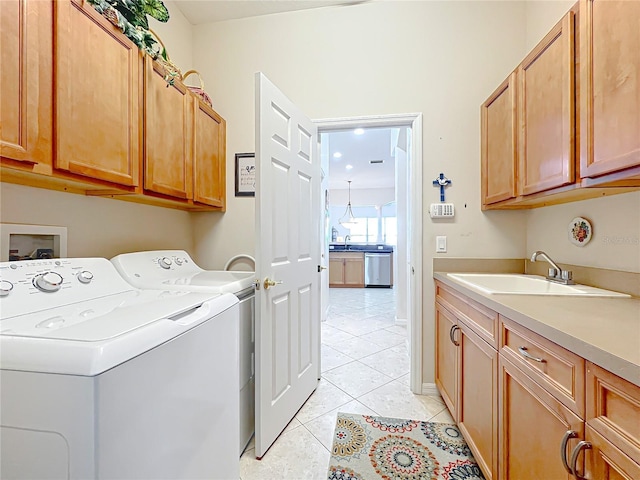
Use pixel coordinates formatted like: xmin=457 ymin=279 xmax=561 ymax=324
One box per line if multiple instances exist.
xmin=354 ymin=128 xmax=365 ymax=135
xmin=346 ymin=164 xmax=353 ymax=170
xmin=333 ymin=152 xmax=342 ymax=158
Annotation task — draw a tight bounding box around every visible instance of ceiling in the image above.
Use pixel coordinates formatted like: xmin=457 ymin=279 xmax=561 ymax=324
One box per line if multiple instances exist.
xmin=325 ymin=127 xmax=399 ymax=190
xmin=173 ymin=0 xmax=365 ymax=25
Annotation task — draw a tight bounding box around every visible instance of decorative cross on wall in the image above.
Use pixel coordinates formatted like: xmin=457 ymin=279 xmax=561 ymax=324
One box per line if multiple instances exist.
xmin=432 ymin=173 xmax=452 ymax=202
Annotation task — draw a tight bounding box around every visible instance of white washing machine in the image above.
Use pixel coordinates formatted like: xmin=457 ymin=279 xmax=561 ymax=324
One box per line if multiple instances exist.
xmin=110 ymin=250 xmax=256 ymax=453
xmin=0 ymin=258 xmax=239 ymax=480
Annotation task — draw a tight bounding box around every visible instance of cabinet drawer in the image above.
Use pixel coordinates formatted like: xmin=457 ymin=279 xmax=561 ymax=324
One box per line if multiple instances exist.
xmin=586 ymin=362 xmax=640 ymax=464
xmin=436 ymin=282 xmax=498 ymax=348
xmin=500 ymin=316 xmax=584 ymax=417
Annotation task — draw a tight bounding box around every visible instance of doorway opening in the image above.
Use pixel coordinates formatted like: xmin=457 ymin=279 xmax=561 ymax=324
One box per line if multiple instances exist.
xmin=316 ymin=114 xmax=423 ymax=393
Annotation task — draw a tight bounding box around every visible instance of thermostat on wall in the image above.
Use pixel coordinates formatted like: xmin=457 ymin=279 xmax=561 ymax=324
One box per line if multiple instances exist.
xmin=430 ymin=203 xmax=455 ymax=218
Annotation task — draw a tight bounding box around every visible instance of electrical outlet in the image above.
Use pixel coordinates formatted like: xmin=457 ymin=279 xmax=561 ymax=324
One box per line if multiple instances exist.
xmin=436 ymin=236 xmax=447 ymax=253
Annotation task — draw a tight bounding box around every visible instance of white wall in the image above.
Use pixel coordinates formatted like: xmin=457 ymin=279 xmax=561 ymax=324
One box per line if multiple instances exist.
xmin=191 ymin=0 xmax=530 ymax=383
xmin=0 ymin=184 xmax=192 ymax=259
xmin=0 ymin=1 xmax=196 ymax=261
xmin=525 ymin=0 xmax=575 ymax=51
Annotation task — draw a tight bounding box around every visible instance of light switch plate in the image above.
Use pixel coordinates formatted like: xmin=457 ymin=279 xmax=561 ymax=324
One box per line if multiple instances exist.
xmin=436 ymin=236 xmax=447 ymax=253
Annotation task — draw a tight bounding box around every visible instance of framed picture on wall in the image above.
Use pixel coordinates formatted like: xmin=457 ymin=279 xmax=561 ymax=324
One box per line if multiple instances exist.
xmin=235 ymin=153 xmax=256 ymax=197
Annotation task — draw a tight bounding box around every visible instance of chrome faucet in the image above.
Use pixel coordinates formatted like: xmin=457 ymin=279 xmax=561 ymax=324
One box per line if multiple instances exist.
xmin=344 ymin=235 xmax=351 ymax=248
xmin=530 ymin=251 xmax=574 ymax=285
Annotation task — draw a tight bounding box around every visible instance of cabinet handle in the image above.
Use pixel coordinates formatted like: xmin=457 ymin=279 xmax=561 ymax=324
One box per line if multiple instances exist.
xmin=518 ymin=346 xmax=545 ymax=363
xmin=449 ymin=325 xmax=460 ymax=346
xmin=560 ymin=430 xmax=579 ymax=474
xmin=569 ymin=440 xmax=592 ymax=479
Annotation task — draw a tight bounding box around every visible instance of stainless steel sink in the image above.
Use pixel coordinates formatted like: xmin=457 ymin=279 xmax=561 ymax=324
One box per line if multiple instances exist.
xmin=447 ymin=273 xmax=630 ymax=297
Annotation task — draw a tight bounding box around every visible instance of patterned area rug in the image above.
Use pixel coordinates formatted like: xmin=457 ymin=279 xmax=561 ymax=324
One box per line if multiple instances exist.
xmin=327 ymin=413 xmax=485 ymax=480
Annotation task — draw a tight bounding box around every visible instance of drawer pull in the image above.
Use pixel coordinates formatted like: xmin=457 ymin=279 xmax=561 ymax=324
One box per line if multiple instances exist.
xmin=560 ymin=430 xmax=578 ymax=474
xmin=569 ymin=440 xmax=592 ymax=479
xmin=518 ymin=346 xmax=545 ymax=363
xmin=449 ymin=325 xmax=460 ymax=346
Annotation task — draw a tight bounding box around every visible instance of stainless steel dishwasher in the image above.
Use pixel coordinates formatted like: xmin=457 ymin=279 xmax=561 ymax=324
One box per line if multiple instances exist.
xmin=364 ymin=252 xmax=392 ymax=287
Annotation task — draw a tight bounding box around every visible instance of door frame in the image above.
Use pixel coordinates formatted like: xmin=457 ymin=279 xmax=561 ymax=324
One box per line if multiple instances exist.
xmin=314 ymin=113 xmax=423 ymax=394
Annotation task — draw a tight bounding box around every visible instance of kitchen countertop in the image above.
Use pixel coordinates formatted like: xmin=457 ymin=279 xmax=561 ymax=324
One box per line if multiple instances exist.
xmin=434 ymin=272 xmax=640 ymax=387
xmin=329 ymin=244 xmax=394 ymax=253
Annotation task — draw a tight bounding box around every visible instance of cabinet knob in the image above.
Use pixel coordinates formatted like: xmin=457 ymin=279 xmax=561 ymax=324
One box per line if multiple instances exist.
xmin=560 ymin=430 xmax=579 ymax=474
xmin=569 ymin=440 xmax=592 ymax=480
xmin=449 ymin=324 xmax=460 ymax=346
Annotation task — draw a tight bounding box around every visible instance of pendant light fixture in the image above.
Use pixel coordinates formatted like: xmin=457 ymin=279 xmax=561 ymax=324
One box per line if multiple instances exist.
xmin=339 ymin=180 xmax=358 ymax=228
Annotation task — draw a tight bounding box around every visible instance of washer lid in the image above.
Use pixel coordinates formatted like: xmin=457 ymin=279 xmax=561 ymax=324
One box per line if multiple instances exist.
xmin=0 ymin=291 xmax=238 ymax=376
xmin=160 ymin=271 xmax=255 ymax=294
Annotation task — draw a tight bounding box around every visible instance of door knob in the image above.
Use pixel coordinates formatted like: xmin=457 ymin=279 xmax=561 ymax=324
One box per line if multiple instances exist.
xmin=263 ymin=278 xmax=283 ymax=290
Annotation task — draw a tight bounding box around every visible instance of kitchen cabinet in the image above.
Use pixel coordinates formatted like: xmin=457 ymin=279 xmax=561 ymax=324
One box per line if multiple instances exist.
xmin=435 ymin=282 xmax=498 ymax=480
xmin=55 ymin=0 xmax=141 ymax=187
xmin=0 ymin=0 xmax=53 ymax=172
xmin=579 ymin=0 xmax=640 ymax=186
xmin=329 ymin=252 xmax=364 ymax=287
xmin=585 ymin=426 xmax=640 ymax=479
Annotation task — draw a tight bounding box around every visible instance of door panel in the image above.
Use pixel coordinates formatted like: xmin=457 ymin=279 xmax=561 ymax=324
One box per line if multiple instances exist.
xmin=255 ymin=73 xmax=320 ymax=458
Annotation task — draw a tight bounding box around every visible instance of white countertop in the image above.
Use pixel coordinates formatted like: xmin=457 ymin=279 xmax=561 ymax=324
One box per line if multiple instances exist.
xmin=434 ymin=272 xmax=640 ymax=387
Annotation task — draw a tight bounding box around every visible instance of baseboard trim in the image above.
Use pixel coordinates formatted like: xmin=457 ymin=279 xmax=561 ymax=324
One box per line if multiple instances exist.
xmin=395 ymin=317 xmax=407 ymax=327
xmin=421 ymin=383 xmax=439 ymax=396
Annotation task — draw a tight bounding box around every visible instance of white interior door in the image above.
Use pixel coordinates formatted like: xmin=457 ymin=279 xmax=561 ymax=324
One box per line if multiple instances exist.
xmin=254 ymin=72 xmax=321 ymax=458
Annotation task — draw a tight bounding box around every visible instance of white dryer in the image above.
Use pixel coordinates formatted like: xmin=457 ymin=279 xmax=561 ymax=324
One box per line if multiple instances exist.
xmin=111 ymin=250 xmax=256 ymax=453
xmin=0 ymin=258 xmax=239 ymax=480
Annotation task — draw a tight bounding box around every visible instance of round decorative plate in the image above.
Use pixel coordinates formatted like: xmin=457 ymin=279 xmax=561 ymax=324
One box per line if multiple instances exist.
xmin=568 ymin=217 xmax=592 ymax=246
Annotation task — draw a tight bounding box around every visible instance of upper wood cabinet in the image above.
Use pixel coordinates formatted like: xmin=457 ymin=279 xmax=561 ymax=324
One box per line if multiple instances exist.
xmin=55 ymin=0 xmax=140 ymax=187
xmin=144 ymin=57 xmax=227 ymax=208
xmin=482 ymin=2 xmax=639 ymax=209
xmin=144 ymin=57 xmax=192 ymax=199
xmin=481 ymin=73 xmax=517 ymax=206
xmin=1 ymin=0 xmax=226 ymax=211
xmin=518 ymin=12 xmax=575 ymax=196
xmin=0 ymin=0 xmax=53 ymax=172
xmin=193 ymin=100 xmax=226 ymax=208
xmin=579 ymin=0 xmax=640 ymax=184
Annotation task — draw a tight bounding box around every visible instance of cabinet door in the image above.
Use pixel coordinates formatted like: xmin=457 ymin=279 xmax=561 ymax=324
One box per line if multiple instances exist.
xmin=193 ymin=99 xmax=226 ymax=208
xmin=144 ymin=57 xmax=192 ymax=199
xmin=328 ymin=257 xmax=344 ymax=286
xmin=518 ymin=12 xmax=575 ymax=195
xmin=459 ymin=321 xmax=498 ymax=480
xmin=1 ymin=0 xmax=52 ymax=169
xmin=55 ymin=0 xmax=140 ymax=186
xmin=499 ymin=355 xmax=584 ymax=480
xmin=435 ymin=303 xmax=458 ymax=418
xmin=580 ymin=0 xmax=640 ymax=179
xmin=481 ymin=72 xmax=518 ymax=205
xmin=343 ymin=256 xmax=364 ymax=286
xmin=585 ymin=425 xmax=640 ymax=480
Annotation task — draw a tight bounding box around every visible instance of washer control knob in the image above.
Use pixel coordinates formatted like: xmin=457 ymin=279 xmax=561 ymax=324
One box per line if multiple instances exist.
xmin=77 ymin=270 xmax=94 ymax=284
xmin=0 ymin=280 xmax=14 ymax=297
xmin=33 ymin=272 xmax=64 ymax=292
xmin=175 ymin=258 xmax=184 ymax=266
xmin=158 ymin=257 xmax=173 ymax=269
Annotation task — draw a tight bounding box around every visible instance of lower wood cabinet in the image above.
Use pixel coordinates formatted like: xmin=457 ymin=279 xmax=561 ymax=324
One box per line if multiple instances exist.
xmin=435 ymin=280 xmax=640 ymax=480
xmin=329 ymin=252 xmax=364 ymax=287
xmin=435 ymin=284 xmax=498 ymax=479
xmin=499 ymin=355 xmax=584 ymax=480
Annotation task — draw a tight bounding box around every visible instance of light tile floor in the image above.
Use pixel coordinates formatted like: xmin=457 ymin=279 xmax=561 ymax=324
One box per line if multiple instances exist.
xmin=239 ymin=287 xmax=450 ymax=480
